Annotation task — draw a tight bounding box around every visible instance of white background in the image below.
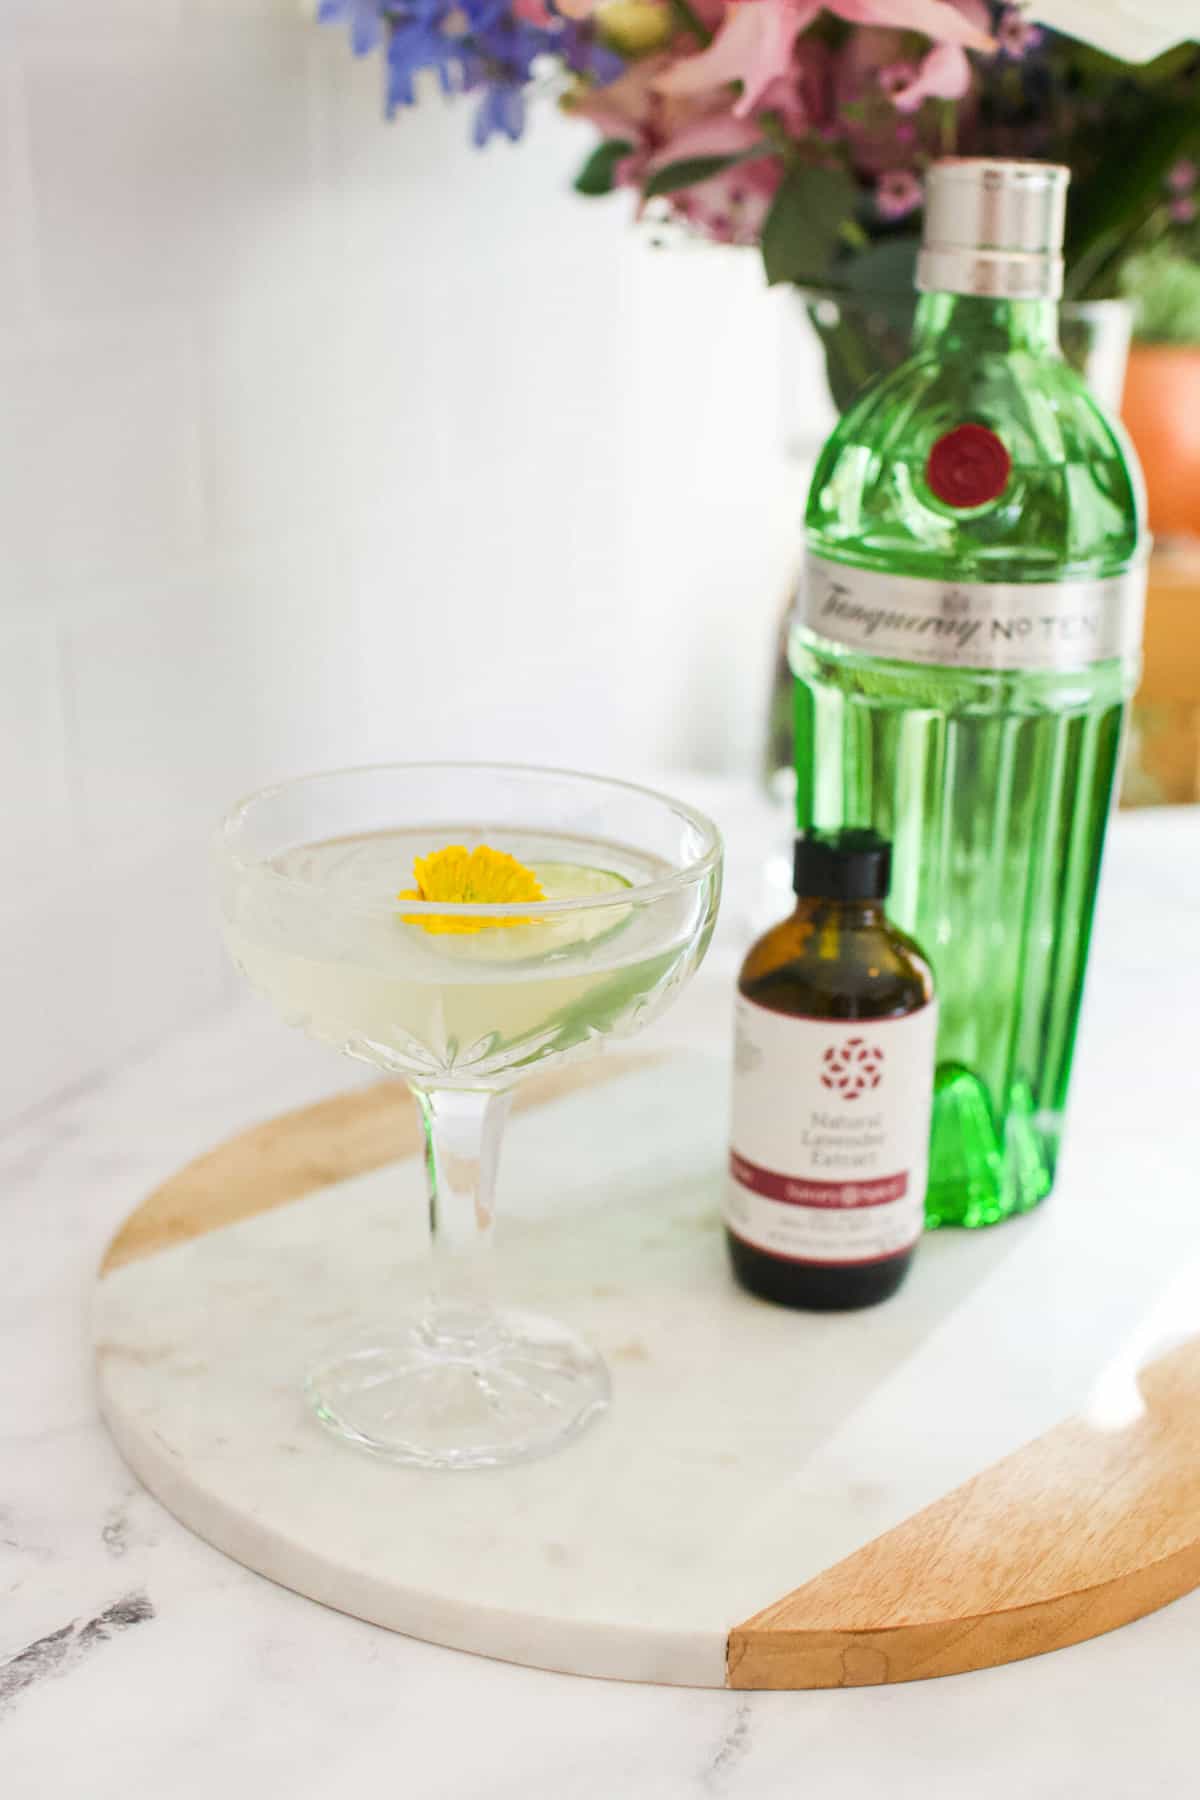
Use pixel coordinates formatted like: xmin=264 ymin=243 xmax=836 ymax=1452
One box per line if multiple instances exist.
xmin=0 ymin=0 xmax=832 ymax=1122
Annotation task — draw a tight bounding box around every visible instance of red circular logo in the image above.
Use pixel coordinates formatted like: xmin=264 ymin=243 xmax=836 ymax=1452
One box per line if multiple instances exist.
xmin=925 ymin=423 xmax=1011 ymax=508
xmin=820 ymin=1037 xmax=885 ymax=1102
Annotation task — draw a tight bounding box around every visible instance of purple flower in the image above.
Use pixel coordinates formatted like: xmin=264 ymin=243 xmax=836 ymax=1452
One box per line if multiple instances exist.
xmin=463 ymin=13 xmax=557 ymax=141
xmin=997 ymin=8 xmax=1043 ymax=59
xmin=876 ymin=168 xmax=922 ymax=221
xmin=385 ymin=2 xmax=469 ymax=110
xmin=319 ymin=0 xmax=623 ymax=146
xmin=318 ymin=0 xmax=388 ymax=56
xmin=473 ymin=80 xmax=526 ymax=144
xmin=559 ymin=22 xmax=624 ymax=87
xmin=1168 ymin=159 xmax=1198 ymax=194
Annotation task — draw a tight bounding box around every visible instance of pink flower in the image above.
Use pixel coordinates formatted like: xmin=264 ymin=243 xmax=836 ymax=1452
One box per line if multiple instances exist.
xmin=568 ymin=54 xmax=669 ymax=146
xmin=655 ymin=0 xmax=992 ymax=117
xmin=829 ymin=0 xmax=991 ymax=41
xmin=834 ymin=0 xmax=986 ymax=173
xmin=882 ymin=40 xmax=971 ymax=110
xmin=653 ymin=0 xmax=805 ymax=115
xmin=879 ymin=59 xmax=919 ymax=98
xmin=569 ymin=50 xmax=779 ymax=230
xmin=642 ymin=108 xmax=766 ymax=178
xmin=836 ymin=29 xmax=918 ymax=173
xmin=689 ymin=0 xmax=731 ymax=29
xmin=671 ymin=154 xmax=783 ymax=243
xmin=1169 ymin=196 xmax=1197 ymax=225
xmin=997 ymin=7 xmax=1043 ymax=56
xmin=1168 ymin=159 xmax=1198 ymax=193
xmin=568 ymin=23 xmax=789 ymax=248
xmin=749 ymin=72 xmax=809 ymax=130
xmin=748 ymin=39 xmax=834 ymax=131
xmin=876 ymin=167 xmax=922 ymax=218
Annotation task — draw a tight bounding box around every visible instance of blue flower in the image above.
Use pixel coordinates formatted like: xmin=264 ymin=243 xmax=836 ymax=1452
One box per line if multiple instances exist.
xmin=318 ymin=0 xmax=626 ymax=145
xmin=471 ymin=13 xmax=552 ymax=80
xmin=385 ymin=2 xmax=468 ymax=111
xmin=472 ymin=80 xmax=526 ymax=145
xmin=460 ymin=0 xmax=516 ymax=32
xmin=317 ymin=0 xmax=387 ymax=57
xmin=462 ymin=14 xmax=551 ymax=142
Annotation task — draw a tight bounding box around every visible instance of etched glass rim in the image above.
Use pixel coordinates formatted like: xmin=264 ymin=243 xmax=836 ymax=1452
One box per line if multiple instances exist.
xmin=216 ymin=760 xmax=724 ymax=920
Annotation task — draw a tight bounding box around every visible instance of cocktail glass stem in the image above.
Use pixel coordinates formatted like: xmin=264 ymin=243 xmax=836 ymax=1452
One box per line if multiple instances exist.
xmin=411 ymin=1083 xmax=512 ymax=1353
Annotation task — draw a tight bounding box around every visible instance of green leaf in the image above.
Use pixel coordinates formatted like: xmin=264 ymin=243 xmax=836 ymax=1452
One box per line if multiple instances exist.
xmin=1065 ymin=103 xmax=1200 ymax=298
xmin=573 ymin=139 xmax=634 ymax=198
xmin=761 ymin=165 xmax=858 ymax=289
xmin=1072 ymin=41 xmax=1195 ymax=87
xmin=833 ymin=235 xmax=920 ymax=296
xmin=1119 ymin=247 xmax=1200 ymax=347
xmin=642 ymin=146 xmax=769 ymax=199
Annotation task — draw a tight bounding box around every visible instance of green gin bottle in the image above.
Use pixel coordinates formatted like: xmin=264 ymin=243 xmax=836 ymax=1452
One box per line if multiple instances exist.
xmin=792 ymin=159 xmax=1146 ymax=1228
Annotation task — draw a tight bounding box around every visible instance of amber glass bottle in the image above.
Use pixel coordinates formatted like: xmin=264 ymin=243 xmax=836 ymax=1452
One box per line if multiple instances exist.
xmin=727 ymin=831 xmax=936 ymax=1311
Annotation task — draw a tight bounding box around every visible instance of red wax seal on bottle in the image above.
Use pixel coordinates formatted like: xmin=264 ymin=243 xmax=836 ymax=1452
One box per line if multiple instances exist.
xmin=925 ymin=423 xmax=1011 ymax=508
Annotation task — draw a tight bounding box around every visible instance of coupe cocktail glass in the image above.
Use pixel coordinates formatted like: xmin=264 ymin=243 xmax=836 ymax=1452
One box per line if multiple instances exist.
xmin=216 ymin=763 xmax=722 ymax=1468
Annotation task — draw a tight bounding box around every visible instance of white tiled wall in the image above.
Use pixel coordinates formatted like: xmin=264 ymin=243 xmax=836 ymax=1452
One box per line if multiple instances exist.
xmin=0 ymin=0 xmax=827 ymax=1121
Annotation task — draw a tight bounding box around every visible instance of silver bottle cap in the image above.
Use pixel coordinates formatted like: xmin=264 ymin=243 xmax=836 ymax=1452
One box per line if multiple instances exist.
xmin=917 ymin=159 xmax=1069 ymax=301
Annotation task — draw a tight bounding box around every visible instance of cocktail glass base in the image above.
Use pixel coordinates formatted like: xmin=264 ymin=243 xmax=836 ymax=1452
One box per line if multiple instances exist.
xmin=305 ymin=1311 xmax=611 ymax=1469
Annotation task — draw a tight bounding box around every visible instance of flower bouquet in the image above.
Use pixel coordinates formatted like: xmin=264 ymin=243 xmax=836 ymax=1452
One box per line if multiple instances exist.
xmin=321 ymin=0 xmax=1198 ymax=389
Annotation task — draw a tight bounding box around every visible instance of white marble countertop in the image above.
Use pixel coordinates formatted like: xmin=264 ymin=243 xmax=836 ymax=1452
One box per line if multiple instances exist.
xmin=5 ymin=792 xmax=1200 ymax=1798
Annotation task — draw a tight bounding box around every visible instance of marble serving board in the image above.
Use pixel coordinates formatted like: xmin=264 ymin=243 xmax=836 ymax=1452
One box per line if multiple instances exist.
xmin=93 ymin=1048 xmax=1200 ymax=1690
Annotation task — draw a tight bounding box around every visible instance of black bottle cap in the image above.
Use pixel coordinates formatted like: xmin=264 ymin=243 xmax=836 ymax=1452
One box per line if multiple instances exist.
xmin=793 ymin=829 xmax=892 ymax=902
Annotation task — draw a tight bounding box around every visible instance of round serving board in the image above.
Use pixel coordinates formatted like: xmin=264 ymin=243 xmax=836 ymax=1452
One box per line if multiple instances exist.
xmin=95 ymin=1046 xmax=1200 ymax=1689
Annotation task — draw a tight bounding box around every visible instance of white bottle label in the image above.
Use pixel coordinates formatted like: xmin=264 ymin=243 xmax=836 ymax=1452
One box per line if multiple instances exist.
xmin=795 ymin=554 xmax=1145 ymax=673
xmin=727 ymin=996 xmax=938 ymax=1266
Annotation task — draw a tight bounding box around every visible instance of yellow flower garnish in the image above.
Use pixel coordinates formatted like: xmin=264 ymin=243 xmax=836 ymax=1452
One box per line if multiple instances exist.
xmin=399 ymin=845 xmax=545 ymax=934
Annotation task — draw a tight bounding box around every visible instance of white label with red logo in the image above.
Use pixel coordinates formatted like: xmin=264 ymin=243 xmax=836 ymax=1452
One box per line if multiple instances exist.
xmin=727 ymin=996 xmax=938 ymax=1266
xmin=796 ymin=554 xmax=1146 ymax=673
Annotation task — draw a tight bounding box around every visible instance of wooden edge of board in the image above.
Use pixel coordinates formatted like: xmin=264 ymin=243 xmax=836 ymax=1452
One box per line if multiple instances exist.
xmin=726 ymin=1333 xmax=1200 ymax=1689
xmin=726 ymin=1540 xmax=1200 ymax=1690
xmin=100 ymin=1047 xmax=669 ymax=1274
